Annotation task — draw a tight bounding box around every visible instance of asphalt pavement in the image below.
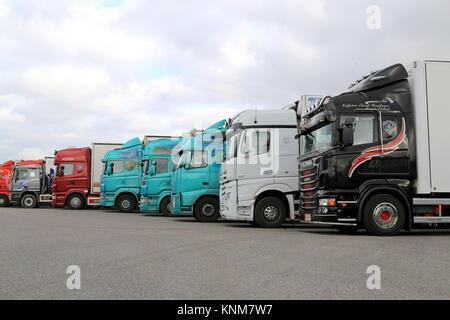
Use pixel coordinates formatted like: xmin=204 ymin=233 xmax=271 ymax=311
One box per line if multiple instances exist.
xmin=0 ymin=207 xmax=448 ymax=300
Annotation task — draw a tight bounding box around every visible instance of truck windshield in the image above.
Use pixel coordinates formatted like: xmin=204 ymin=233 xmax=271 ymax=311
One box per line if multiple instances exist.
xmin=301 ymin=124 xmax=333 ymax=155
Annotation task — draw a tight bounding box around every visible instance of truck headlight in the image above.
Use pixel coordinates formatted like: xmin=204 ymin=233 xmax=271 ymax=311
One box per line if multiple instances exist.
xmin=319 ymin=199 xmax=336 ymax=207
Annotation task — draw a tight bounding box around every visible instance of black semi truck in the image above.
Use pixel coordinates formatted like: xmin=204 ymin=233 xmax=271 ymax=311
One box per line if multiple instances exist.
xmin=296 ymin=60 xmax=450 ymax=236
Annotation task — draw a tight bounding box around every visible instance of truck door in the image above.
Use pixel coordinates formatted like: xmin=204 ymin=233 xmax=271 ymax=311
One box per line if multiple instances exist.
xmin=338 ymin=113 xmax=380 ymax=185
xmin=181 ymin=150 xmax=209 ymax=206
xmin=28 ymin=168 xmax=41 ymax=192
xmin=378 ymin=113 xmax=409 ymax=176
xmin=147 ymin=158 xmax=171 ymax=196
xmin=237 ymin=129 xmax=273 ymax=182
xmin=105 ymin=160 xmax=125 ymax=194
xmin=124 ymin=159 xmax=141 ymax=191
xmin=58 ymin=163 xmax=85 ymax=193
xmin=11 ymin=168 xmax=29 ymax=193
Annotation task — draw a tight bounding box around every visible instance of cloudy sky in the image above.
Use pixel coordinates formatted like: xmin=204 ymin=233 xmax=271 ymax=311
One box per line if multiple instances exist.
xmin=0 ymin=0 xmax=449 ymax=162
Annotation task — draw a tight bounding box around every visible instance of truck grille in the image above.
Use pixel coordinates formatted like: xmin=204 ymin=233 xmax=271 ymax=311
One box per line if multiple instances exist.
xmin=299 ymin=160 xmax=320 ymax=212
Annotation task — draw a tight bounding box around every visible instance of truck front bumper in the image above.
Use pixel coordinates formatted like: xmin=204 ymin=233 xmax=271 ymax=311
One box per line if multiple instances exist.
xmin=140 ymin=196 xmax=158 ymax=213
xmin=171 ymin=193 xmax=192 ymax=216
xmin=297 ymin=199 xmax=358 ymax=226
xmin=100 ymin=194 xmax=115 ymax=207
xmin=52 ymin=193 xmax=66 ymax=208
xmin=219 ymin=183 xmax=254 ymax=222
xmin=9 ymin=192 xmax=21 ymax=202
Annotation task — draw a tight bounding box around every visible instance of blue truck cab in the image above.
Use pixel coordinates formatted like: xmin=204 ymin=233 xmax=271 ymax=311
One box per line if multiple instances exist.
xmin=140 ymin=138 xmax=183 ymax=216
xmin=100 ymin=138 xmax=143 ymax=212
xmin=171 ymin=120 xmax=227 ymax=222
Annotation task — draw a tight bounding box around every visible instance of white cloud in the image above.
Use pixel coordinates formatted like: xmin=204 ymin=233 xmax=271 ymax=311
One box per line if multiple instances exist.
xmin=15 ymin=147 xmax=48 ymax=160
xmin=0 ymin=0 xmax=450 ymax=162
xmin=21 ymin=65 xmax=112 ymax=102
xmin=0 ymin=5 xmax=9 ymax=17
xmin=0 ymin=107 xmax=25 ymax=123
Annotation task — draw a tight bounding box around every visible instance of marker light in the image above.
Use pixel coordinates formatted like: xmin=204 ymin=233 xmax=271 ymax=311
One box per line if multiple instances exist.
xmin=319 ymin=199 xmax=337 ymax=207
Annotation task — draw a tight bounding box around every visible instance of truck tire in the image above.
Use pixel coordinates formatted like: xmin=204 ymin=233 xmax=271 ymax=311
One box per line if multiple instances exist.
xmin=363 ymin=194 xmax=406 ymax=236
xmin=254 ymin=197 xmax=286 ymax=228
xmin=194 ymin=197 xmax=220 ymax=222
xmin=117 ymin=195 xmax=136 ymax=213
xmin=67 ymin=194 xmax=85 ymax=210
xmin=160 ymin=197 xmax=173 ymax=217
xmin=0 ymin=195 xmax=8 ymax=207
xmin=21 ymin=194 xmax=37 ymax=209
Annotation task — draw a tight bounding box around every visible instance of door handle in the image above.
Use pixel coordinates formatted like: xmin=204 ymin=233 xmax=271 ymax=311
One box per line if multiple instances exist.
xmin=202 ymin=182 xmax=209 ymax=185
xmin=70 ymin=181 xmax=75 ymax=185
xmin=263 ymin=170 xmax=273 ymax=175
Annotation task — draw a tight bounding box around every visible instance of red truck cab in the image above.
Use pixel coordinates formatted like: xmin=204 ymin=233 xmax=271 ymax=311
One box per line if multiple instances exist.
xmin=52 ymin=148 xmax=91 ymax=209
xmin=0 ymin=160 xmax=15 ymax=207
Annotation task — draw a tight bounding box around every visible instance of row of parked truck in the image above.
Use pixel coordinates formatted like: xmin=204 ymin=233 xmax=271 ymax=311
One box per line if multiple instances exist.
xmin=1 ymin=60 xmax=450 ymax=236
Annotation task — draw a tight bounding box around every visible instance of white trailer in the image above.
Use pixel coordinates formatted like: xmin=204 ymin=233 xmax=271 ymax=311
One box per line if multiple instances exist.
xmin=143 ymin=135 xmax=174 ymax=145
xmin=89 ymin=143 xmax=123 ymax=205
xmin=409 ymin=60 xmax=450 ymax=224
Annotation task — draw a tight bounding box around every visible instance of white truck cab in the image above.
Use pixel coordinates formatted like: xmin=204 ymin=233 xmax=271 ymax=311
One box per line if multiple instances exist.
xmin=220 ymin=101 xmax=317 ymax=228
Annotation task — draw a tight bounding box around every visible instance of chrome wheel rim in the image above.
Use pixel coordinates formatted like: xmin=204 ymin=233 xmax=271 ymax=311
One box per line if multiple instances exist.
xmin=71 ymin=197 xmax=81 ymax=208
xmin=373 ymin=202 xmax=398 ymax=229
xmin=263 ymin=205 xmax=279 ymax=222
xmin=0 ymin=197 xmax=5 ymax=205
xmin=166 ymin=202 xmax=172 ymax=213
xmin=24 ymin=197 xmax=34 ymax=207
xmin=202 ymin=204 xmax=215 ymax=217
xmin=122 ymin=200 xmax=131 ymax=209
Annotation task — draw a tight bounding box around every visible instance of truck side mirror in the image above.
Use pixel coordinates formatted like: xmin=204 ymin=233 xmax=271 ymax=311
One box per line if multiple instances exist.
xmin=58 ymin=166 xmax=64 ymax=177
xmin=150 ymin=161 xmax=157 ymax=175
xmin=341 ymin=125 xmax=354 ymax=148
xmin=106 ymin=163 xmax=113 ymax=175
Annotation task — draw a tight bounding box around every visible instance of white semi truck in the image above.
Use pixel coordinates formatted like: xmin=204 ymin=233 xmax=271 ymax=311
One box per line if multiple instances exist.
xmin=220 ymin=96 xmax=323 ymax=228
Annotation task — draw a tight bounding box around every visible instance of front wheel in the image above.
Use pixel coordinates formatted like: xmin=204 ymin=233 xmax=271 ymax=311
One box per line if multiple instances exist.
xmin=363 ymin=194 xmax=406 ymax=236
xmin=67 ymin=194 xmax=85 ymax=210
xmin=0 ymin=195 xmax=8 ymax=207
xmin=254 ymin=197 xmax=286 ymax=228
xmin=21 ymin=194 xmax=37 ymax=209
xmin=194 ymin=197 xmax=220 ymax=222
xmin=160 ymin=197 xmax=173 ymax=217
xmin=117 ymin=195 xmax=137 ymax=213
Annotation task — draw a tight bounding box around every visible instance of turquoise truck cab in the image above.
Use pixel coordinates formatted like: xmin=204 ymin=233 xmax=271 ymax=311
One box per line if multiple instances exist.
xmin=100 ymin=138 xmax=143 ymax=212
xmin=171 ymin=120 xmax=227 ymax=222
xmin=140 ymin=138 xmax=183 ymax=215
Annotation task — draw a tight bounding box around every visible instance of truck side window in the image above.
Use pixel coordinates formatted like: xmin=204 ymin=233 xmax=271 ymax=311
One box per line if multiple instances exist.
xmin=62 ymin=164 xmax=74 ymax=176
xmin=152 ymin=158 xmax=169 ymax=175
xmin=190 ymin=151 xmax=208 ymax=168
xmin=29 ymin=170 xmax=37 ymax=179
xmin=242 ymin=130 xmax=271 ymax=156
xmin=125 ymin=160 xmax=139 ymax=172
xmin=17 ymin=170 xmax=28 ymax=180
xmin=110 ymin=161 xmax=124 ymax=174
xmin=340 ymin=115 xmax=377 ymax=146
